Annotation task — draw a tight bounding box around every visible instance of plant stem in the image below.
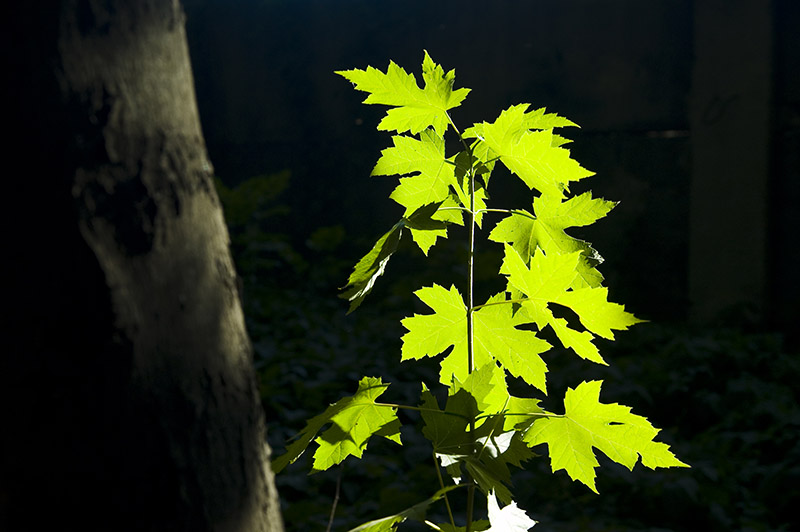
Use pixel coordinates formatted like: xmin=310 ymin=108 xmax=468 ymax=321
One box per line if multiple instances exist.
xmin=466 ymin=128 xmax=478 ymax=532
xmin=325 ymin=466 xmax=342 ymax=532
xmin=373 ymin=402 xmax=471 ymax=420
xmin=434 ymin=453 xmax=457 ymax=529
xmin=449 ymin=112 xmax=476 ymax=378
xmin=448 ymin=112 xmax=479 ymax=532
xmin=476 ymin=411 xmax=563 ymax=422
xmin=467 ymin=173 xmax=476 ymax=377
xmin=471 ymin=297 xmax=530 ymax=311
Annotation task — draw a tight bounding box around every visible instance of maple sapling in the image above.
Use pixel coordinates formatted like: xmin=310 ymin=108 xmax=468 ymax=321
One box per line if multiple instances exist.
xmin=273 ymin=51 xmax=688 ymax=532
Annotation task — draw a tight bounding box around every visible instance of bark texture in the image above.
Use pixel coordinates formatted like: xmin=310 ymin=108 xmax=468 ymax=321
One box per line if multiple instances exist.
xmin=2 ymin=1 xmax=283 ymax=531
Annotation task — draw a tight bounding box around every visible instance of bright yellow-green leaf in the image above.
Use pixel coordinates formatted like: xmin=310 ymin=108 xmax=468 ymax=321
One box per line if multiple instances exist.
xmin=403 ymin=287 xmax=553 ymax=390
xmin=400 ymin=284 xmax=467 ymax=362
xmin=489 ymin=192 xmax=616 ymax=288
xmin=400 ymin=285 xmax=495 ymax=385
xmin=272 ymin=377 xmax=400 ymax=474
xmin=557 ymin=287 xmax=642 ymax=340
xmin=473 ymin=294 xmax=551 ymax=393
xmin=336 ymin=51 xmax=470 ymax=136
xmin=503 ymin=396 xmax=545 ymax=432
xmin=313 ymin=377 xmax=401 ymax=472
xmin=502 ymin=245 xmax=579 ymax=302
xmin=524 ymin=380 xmax=689 ymax=493
xmin=375 ymin=131 xmax=456 ymax=217
xmin=548 ymin=316 xmax=606 ymax=365
xmin=501 ymin=245 xmax=640 ymax=363
xmin=452 ymin=362 xmax=509 ymax=419
xmin=403 ymin=201 xmax=450 ymax=255
xmin=471 ymin=106 xmax=593 ymax=197
xmin=372 ymin=130 xmax=446 ymax=177
xmin=520 ymin=105 xmax=579 ymax=130
xmin=464 ymin=103 xmax=578 ymax=140
xmin=341 ymin=201 xmax=456 ymax=308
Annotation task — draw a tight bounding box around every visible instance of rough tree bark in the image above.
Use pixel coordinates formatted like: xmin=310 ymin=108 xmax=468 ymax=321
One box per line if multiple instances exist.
xmin=2 ymin=1 xmax=284 ymax=531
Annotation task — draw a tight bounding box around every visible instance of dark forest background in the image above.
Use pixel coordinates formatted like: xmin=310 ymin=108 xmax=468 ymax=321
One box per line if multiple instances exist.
xmin=181 ymin=1 xmax=799 ymax=530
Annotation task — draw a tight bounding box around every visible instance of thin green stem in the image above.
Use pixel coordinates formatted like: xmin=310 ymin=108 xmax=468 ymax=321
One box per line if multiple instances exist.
xmin=475 ymin=410 xmax=564 ymax=422
xmin=481 ymin=208 xmax=537 ymax=220
xmin=374 ymin=402 xmax=471 ymax=421
xmin=477 ymin=208 xmax=515 ymax=215
xmin=433 ymin=452 xmax=457 ymax=530
xmin=453 ymin=110 xmax=480 ymax=532
xmin=467 ymin=183 xmax=476 ymax=377
xmin=466 ymin=484 xmax=476 ymax=532
xmin=471 ymin=297 xmax=530 ymax=311
xmin=325 ymin=466 xmax=342 ymax=532
xmin=437 ymin=206 xmax=471 ymax=213
xmin=465 ymin=172 xmax=477 ymax=530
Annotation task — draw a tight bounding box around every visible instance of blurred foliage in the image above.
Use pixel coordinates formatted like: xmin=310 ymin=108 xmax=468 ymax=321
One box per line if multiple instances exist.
xmin=216 ymin=173 xmax=799 ymax=532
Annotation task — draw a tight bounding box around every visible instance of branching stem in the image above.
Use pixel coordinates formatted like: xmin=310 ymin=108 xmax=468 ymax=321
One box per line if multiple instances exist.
xmin=472 ymin=297 xmax=530 ymax=311
xmin=449 ymin=112 xmax=480 ymax=532
xmin=374 ymin=402 xmax=471 ymax=421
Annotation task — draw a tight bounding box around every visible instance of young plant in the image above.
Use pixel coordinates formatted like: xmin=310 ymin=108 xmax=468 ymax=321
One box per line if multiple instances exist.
xmin=273 ymin=51 xmax=688 ymax=531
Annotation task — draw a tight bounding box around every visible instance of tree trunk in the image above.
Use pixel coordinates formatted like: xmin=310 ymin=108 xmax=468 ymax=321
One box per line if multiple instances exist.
xmin=2 ymin=1 xmax=284 ymax=531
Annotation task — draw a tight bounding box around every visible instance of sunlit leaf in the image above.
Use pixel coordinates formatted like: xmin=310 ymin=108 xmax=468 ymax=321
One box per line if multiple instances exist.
xmin=336 ymin=50 xmax=470 ymax=136
xmin=272 ymin=377 xmax=400 ymax=474
xmin=524 ymin=380 xmax=689 ymax=492
xmin=486 ymin=491 xmax=537 ymax=531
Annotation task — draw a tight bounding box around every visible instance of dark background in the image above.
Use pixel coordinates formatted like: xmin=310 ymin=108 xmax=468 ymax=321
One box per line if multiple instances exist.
xmin=180 ymin=1 xmax=799 ymax=530
xmin=184 ymin=0 xmax=799 ymax=330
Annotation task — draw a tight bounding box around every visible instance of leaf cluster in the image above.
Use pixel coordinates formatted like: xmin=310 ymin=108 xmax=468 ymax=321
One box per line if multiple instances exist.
xmin=274 ymin=51 xmax=687 ymax=531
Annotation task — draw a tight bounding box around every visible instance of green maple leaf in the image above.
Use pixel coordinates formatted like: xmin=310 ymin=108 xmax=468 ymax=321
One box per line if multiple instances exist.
xmin=400 ymin=283 xmax=468 ymax=363
xmin=402 ymin=287 xmax=552 ymax=390
xmin=452 ymin=362 xmax=509 ymax=419
xmin=489 ymin=192 xmax=617 ymax=288
xmin=419 ymin=383 xmax=473 ymax=454
xmin=312 ymin=377 xmax=401 ymax=472
xmin=340 ymin=203 xmax=453 ymax=309
xmin=399 ymin=284 xmax=493 ymax=384
xmin=519 ymin=105 xmax=579 ymax=130
xmin=501 ymin=245 xmax=578 ymax=302
xmin=523 ymin=380 xmax=689 ymax=493
xmin=502 ymin=395 xmax=545 ymax=432
xmin=336 ymin=50 xmax=470 ymax=136
xmin=271 ymin=377 xmax=400 ymax=474
xmin=374 ymin=130 xmax=456 ymax=217
xmin=340 ymin=221 xmax=404 ymax=313
xmin=501 ymin=245 xmax=640 ymax=364
xmin=464 ymin=103 xmax=577 ymax=145
xmin=403 ymin=201 xmax=450 ymax=255
xmin=472 ymin=293 xmax=551 ymax=393
xmin=467 ymin=105 xmax=593 ymax=197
